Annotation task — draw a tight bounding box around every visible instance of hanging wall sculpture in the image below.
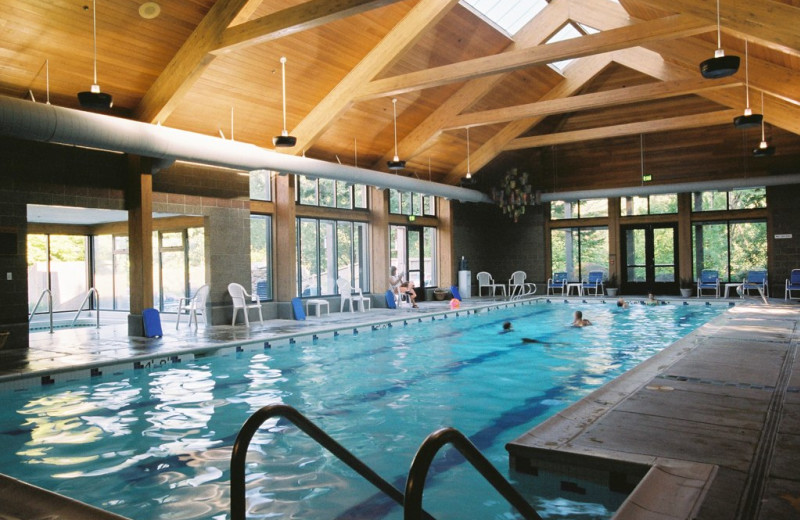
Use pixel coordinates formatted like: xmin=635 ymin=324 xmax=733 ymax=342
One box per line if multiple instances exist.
xmin=492 ymin=168 xmax=532 ymax=222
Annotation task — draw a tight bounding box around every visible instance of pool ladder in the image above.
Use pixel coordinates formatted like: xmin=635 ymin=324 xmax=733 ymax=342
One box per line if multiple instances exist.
xmin=230 ymin=404 xmax=542 ymax=520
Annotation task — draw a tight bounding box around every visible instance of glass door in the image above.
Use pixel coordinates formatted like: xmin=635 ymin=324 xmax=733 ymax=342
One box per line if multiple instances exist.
xmin=621 ymin=224 xmax=678 ymax=295
xmin=390 ymin=225 xmax=437 ymax=298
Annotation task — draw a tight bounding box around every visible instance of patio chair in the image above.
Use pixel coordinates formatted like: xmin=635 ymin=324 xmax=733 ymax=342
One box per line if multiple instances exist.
xmin=477 ymin=271 xmax=506 ymax=298
xmin=228 ymin=282 xmax=263 ymax=326
xmin=786 ymin=269 xmax=800 ymax=300
xmin=581 ymin=271 xmax=605 ymax=297
xmin=546 ymin=271 xmax=567 ymax=295
xmin=508 ymin=271 xmax=537 ymax=300
xmin=337 ymin=277 xmax=370 ymax=312
xmin=697 ymin=270 xmax=720 ymax=298
xmin=742 ymin=270 xmax=768 ymax=298
xmin=176 ymin=284 xmax=209 ymax=329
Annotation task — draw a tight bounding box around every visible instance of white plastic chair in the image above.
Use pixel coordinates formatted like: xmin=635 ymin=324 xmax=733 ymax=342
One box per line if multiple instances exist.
xmin=477 ymin=271 xmax=506 ymax=298
xmin=176 ymin=284 xmax=209 ymax=329
xmin=508 ymin=271 xmax=536 ymax=300
xmin=227 ymin=282 xmax=263 ymax=326
xmin=337 ymin=277 xmax=370 ymax=312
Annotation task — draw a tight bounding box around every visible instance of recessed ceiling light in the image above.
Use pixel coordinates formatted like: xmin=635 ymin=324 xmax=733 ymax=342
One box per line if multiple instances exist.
xmin=139 ymin=2 xmax=161 ymax=19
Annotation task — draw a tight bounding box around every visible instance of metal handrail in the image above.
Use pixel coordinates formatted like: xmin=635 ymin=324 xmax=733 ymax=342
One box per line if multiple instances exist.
xmin=230 ymin=404 xmax=435 ymax=520
xmin=71 ymin=287 xmax=100 ymax=328
xmin=29 ymin=289 xmax=54 ymax=333
xmin=404 ymin=427 xmax=542 ymax=520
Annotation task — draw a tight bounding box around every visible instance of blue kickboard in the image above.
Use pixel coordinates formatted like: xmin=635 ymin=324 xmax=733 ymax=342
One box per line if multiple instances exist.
xmin=450 ymin=285 xmax=462 ymax=301
xmin=291 ymin=297 xmax=306 ymax=320
xmin=385 ymin=289 xmax=397 ymax=309
xmin=143 ymin=308 xmax=163 ymax=338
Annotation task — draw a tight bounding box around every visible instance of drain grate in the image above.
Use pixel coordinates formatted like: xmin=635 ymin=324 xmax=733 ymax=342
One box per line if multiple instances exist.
xmin=656 ymin=373 xmax=777 ymax=392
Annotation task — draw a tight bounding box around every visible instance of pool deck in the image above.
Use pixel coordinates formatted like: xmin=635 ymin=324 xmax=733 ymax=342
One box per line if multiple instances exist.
xmin=2 ymin=295 xmax=799 ymax=519
xmin=508 ymin=300 xmax=800 ymax=520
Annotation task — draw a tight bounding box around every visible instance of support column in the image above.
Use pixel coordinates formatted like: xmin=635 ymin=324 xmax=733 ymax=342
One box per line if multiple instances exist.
xmin=126 ymin=155 xmax=154 ymax=336
xmin=437 ymin=198 xmax=453 ymax=288
xmin=677 ymin=192 xmax=693 ymax=283
xmin=274 ymin=174 xmax=297 ymax=302
xmin=369 ymin=187 xmax=389 ymax=293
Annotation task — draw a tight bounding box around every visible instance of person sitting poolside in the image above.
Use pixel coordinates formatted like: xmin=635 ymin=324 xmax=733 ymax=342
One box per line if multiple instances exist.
xmin=572 ymin=310 xmax=592 ymax=327
xmin=399 ymin=281 xmax=418 ymax=308
xmin=389 ymin=266 xmax=403 ymax=295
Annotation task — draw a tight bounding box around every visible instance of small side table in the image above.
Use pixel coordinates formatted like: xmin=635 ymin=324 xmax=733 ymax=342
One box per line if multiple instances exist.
xmin=566 ymin=283 xmax=583 ymax=296
xmin=723 ymin=283 xmax=741 ymax=298
xmin=305 ymin=299 xmax=330 ymax=317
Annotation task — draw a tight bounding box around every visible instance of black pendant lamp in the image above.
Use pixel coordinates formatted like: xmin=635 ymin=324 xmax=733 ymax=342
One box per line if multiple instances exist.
xmin=753 ymin=93 xmax=775 ymax=157
xmin=733 ymin=41 xmax=762 ymax=129
xmin=273 ymin=57 xmax=296 ymax=147
xmin=387 ymin=98 xmax=406 ymax=170
xmin=78 ymin=0 xmax=113 ymax=110
xmin=700 ymin=0 xmax=739 ymax=79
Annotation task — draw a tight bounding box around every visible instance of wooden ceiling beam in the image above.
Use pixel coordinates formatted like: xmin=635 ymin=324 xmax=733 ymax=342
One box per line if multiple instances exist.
xmin=504 ymin=109 xmax=740 ymax=149
xmin=570 ymin=0 xmax=800 ymax=105
xmin=213 ymin=0 xmax=401 ymax=55
xmin=444 ymin=76 xmax=741 ymax=131
xmin=632 ymin=0 xmax=800 ymax=57
xmin=288 ymin=0 xmax=461 ymax=155
xmin=133 ymin=0 xmax=257 ymax=123
xmin=371 ymin=0 xmax=572 ymax=169
xmin=355 ymin=13 xmax=715 ymax=100
xmin=135 ymin=0 xmax=400 ymax=124
xmin=442 ymin=53 xmax=614 ymax=184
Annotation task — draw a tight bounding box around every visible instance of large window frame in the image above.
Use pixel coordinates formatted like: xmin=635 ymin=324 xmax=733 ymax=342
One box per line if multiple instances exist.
xmin=388 ymin=190 xmax=436 ymax=217
xmin=296 ymin=217 xmax=369 ymax=297
xmin=550 ymin=226 xmax=609 ymax=282
xmin=296 ymin=175 xmax=368 ymax=209
xmin=692 ymin=219 xmax=767 ymax=283
xmin=250 ymin=214 xmax=273 ymax=301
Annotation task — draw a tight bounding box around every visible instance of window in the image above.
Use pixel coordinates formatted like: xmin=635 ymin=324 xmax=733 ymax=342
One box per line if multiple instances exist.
xmin=550 ymin=199 xmax=608 ymax=220
xmin=692 ymin=188 xmax=766 ymax=212
xmin=153 ymin=228 xmax=206 ymax=312
xmin=692 ymin=220 xmax=767 ymax=282
xmin=389 ymin=189 xmax=436 ymax=216
xmin=550 ymin=227 xmax=608 ymax=281
xmin=297 ymin=218 xmax=369 ymax=297
xmin=297 ymin=175 xmax=367 ymax=209
xmin=249 ymin=170 xmax=272 ymax=201
xmin=620 ymin=194 xmax=677 ymax=216
xmin=250 ymin=215 xmax=273 ymax=301
xmin=27 ymin=234 xmax=90 ymax=314
xmin=390 ymin=225 xmax=437 ymax=288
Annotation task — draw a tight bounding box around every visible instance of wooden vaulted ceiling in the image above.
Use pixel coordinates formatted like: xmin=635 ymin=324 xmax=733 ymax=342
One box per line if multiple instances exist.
xmin=2 ymin=0 xmax=799 ymax=192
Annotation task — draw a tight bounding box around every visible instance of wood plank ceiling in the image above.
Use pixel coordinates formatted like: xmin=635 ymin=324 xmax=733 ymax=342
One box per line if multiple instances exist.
xmin=2 ymin=0 xmax=799 ymax=193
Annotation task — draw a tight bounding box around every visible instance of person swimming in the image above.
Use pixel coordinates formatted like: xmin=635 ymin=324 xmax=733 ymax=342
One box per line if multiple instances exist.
xmin=572 ymin=310 xmax=592 ymax=327
xmin=617 ymin=298 xmax=629 ymax=308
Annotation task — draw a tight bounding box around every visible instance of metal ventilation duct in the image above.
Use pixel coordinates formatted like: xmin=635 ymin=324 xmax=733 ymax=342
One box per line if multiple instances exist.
xmin=0 ymin=95 xmax=492 ymax=204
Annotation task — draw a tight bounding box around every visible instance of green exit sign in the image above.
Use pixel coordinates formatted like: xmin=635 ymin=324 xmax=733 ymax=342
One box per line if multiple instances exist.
xmin=642 ymin=174 xmax=652 ymax=182
xmin=408 ymin=215 xmax=416 ymax=222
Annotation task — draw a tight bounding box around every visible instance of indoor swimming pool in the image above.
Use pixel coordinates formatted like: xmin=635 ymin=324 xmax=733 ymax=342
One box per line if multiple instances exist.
xmin=0 ymin=301 xmax=727 ymax=519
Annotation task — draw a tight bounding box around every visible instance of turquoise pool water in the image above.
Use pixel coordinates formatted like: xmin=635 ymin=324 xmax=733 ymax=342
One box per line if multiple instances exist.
xmin=0 ymin=302 xmax=726 ymax=519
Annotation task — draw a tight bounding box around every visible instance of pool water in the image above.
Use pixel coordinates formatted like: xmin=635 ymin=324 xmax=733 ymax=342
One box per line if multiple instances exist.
xmin=0 ymin=302 xmax=726 ymax=519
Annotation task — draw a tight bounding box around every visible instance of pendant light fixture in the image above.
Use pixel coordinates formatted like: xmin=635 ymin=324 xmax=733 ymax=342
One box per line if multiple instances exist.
xmin=753 ymin=92 xmax=775 ymax=157
xmin=461 ymin=127 xmax=476 ymax=186
xmin=733 ymin=40 xmax=762 ymax=129
xmin=273 ymin=56 xmax=296 ymax=147
xmin=700 ymin=0 xmax=739 ymax=79
xmin=387 ymin=98 xmax=406 ymax=170
xmin=78 ymin=0 xmax=113 ymax=110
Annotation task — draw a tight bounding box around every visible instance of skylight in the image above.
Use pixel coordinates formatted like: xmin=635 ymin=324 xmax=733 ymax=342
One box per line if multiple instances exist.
xmin=461 ymin=0 xmax=548 ymax=37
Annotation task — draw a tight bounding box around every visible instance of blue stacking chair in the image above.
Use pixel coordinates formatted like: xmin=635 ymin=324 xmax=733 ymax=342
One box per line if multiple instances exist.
xmin=547 ymin=271 xmax=567 ymax=295
xmin=697 ymin=269 xmax=720 ymax=298
xmin=785 ymin=269 xmax=800 ymax=300
xmin=582 ymin=271 xmax=605 ymax=297
xmin=742 ymin=270 xmax=768 ymax=297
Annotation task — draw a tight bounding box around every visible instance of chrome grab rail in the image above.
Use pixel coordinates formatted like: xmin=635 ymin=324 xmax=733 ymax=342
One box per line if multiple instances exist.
xmin=71 ymin=287 xmax=100 ymax=328
xmin=230 ymin=404 xmax=435 ymax=520
xmin=29 ymin=289 xmax=54 ymax=333
xmin=404 ymin=427 xmax=542 ymax=520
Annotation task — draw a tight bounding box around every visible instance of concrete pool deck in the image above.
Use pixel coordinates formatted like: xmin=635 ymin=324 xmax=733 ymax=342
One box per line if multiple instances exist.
xmin=1 ymin=295 xmax=799 ymax=519
xmin=508 ymin=301 xmax=800 ymax=519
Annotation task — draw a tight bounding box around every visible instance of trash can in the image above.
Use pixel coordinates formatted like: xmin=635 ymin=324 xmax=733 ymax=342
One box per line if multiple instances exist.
xmin=457 ymin=256 xmax=471 ymax=298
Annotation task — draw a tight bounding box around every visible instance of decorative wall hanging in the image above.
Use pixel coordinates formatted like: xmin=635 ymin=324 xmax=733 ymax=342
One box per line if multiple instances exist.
xmin=492 ymin=168 xmax=532 ymax=222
